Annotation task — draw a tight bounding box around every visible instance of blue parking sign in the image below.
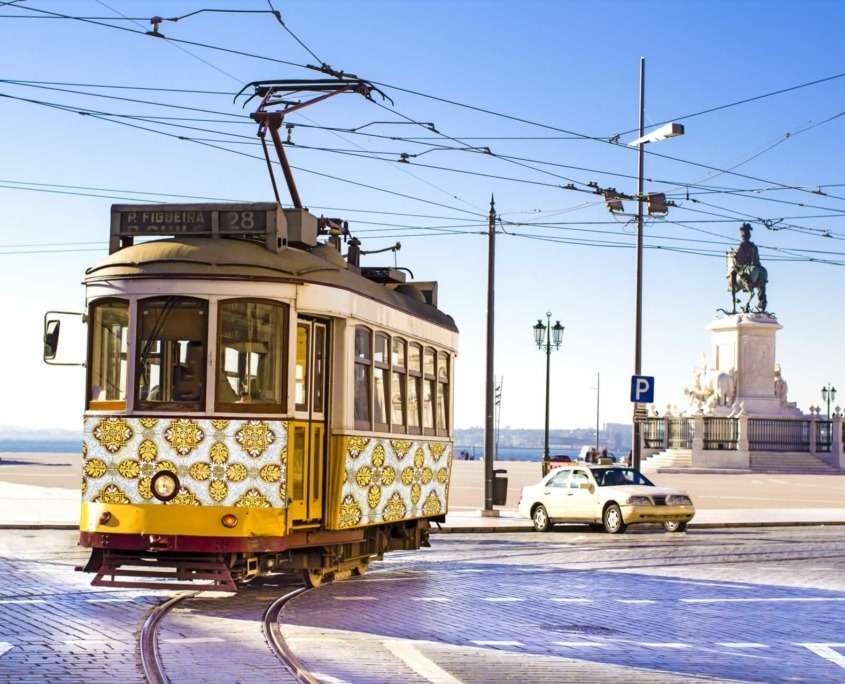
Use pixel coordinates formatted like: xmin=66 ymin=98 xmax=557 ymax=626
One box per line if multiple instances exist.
xmin=631 ymin=375 xmax=655 ymax=403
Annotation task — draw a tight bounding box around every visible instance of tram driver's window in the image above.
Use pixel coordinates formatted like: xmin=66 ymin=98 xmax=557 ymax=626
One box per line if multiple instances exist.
xmin=136 ymin=297 xmax=208 ymax=411
xmin=217 ymin=300 xmax=287 ymax=412
xmin=88 ymin=299 xmax=129 ymax=409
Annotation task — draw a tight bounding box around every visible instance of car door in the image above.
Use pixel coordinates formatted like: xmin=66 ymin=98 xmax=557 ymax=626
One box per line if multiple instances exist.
xmin=542 ymin=469 xmax=572 ymax=518
xmin=566 ymin=469 xmax=597 ymax=520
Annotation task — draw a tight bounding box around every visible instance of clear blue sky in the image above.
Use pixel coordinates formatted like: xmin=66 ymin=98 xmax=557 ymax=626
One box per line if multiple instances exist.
xmin=1 ymin=0 xmax=844 ymax=432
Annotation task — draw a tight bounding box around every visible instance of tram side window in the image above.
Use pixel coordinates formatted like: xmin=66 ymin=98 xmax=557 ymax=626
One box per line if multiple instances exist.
xmin=217 ymin=300 xmax=287 ymax=412
xmin=422 ymin=347 xmax=436 ymax=434
xmin=354 ymin=327 xmax=372 ymax=429
xmin=436 ymin=352 xmax=450 ymax=435
xmin=373 ymin=333 xmax=390 ymax=431
xmin=88 ymin=299 xmax=129 ymax=409
xmin=407 ymin=343 xmax=422 ymax=434
xmin=390 ymin=338 xmax=406 ymax=431
xmin=136 ymin=297 xmax=208 ymax=411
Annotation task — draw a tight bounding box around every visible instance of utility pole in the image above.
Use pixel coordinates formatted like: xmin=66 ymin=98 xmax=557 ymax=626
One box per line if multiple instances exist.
xmin=595 ymin=372 xmax=600 ymax=452
xmin=495 ymin=376 xmax=503 ymax=461
xmin=483 ymin=195 xmax=497 ymax=515
xmin=632 ymin=56 xmax=646 ymax=471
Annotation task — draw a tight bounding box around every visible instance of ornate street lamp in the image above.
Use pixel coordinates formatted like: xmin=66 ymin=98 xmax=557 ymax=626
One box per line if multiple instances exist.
xmin=821 ymin=383 xmax=837 ymax=419
xmin=534 ymin=312 xmax=565 ymax=473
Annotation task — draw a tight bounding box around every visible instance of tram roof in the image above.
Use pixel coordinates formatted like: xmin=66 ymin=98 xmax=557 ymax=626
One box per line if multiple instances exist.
xmin=84 ymin=237 xmax=458 ymax=332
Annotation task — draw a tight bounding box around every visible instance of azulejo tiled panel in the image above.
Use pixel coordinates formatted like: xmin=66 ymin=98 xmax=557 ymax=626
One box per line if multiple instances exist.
xmin=334 ymin=436 xmax=452 ymax=529
xmin=82 ymin=416 xmax=288 ymax=508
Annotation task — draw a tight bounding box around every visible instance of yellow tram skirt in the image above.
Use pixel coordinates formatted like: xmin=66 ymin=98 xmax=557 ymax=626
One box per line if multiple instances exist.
xmin=80 ymin=502 xmax=286 ymax=538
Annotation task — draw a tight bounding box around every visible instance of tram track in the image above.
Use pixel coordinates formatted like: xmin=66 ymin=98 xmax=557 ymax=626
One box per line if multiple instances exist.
xmin=262 ymin=585 xmax=318 ymax=684
xmin=139 ymin=591 xmax=197 ymax=684
xmin=138 ymin=582 xmax=316 ymax=684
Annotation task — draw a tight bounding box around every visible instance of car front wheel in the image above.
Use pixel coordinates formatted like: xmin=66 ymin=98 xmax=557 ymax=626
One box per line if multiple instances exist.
xmin=532 ymin=504 xmax=551 ymax=532
xmin=603 ymin=504 xmax=627 ymax=534
xmin=664 ymin=520 xmax=687 ymax=533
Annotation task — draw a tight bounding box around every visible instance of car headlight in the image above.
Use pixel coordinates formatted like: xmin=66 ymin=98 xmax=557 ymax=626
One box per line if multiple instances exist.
xmin=667 ymin=494 xmax=693 ymax=506
xmin=151 ymin=471 xmax=180 ymax=502
xmin=627 ymin=495 xmax=652 ymax=506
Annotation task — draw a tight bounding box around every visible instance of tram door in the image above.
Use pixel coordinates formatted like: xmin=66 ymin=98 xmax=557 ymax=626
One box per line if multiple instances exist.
xmin=288 ymin=317 xmax=328 ymax=527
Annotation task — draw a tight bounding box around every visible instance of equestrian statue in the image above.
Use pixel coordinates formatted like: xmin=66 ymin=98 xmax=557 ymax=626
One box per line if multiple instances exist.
xmin=721 ymin=222 xmax=768 ymax=314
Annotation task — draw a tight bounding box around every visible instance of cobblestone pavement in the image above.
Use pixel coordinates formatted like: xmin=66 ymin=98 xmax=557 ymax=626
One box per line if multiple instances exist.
xmin=0 ymin=530 xmax=162 ymax=683
xmin=280 ymin=526 xmax=845 ymax=684
xmin=1 ymin=526 xmax=844 ymax=683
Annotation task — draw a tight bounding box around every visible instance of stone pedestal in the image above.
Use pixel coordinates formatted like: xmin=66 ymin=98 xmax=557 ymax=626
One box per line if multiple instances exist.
xmin=706 ymin=313 xmax=800 ymax=416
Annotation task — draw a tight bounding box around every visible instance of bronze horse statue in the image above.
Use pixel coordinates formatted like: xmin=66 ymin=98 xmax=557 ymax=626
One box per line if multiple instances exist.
xmin=725 ymin=248 xmax=768 ymax=314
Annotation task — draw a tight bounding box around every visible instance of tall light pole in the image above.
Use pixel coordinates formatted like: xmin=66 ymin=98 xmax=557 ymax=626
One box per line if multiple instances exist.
xmin=626 ymin=57 xmax=685 ymax=470
xmin=533 ymin=313 xmax=564 ymax=474
xmin=483 ymin=196 xmax=496 ymax=514
xmin=822 ymin=383 xmax=837 ymax=419
xmin=594 ymin=372 xmax=601 ymax=452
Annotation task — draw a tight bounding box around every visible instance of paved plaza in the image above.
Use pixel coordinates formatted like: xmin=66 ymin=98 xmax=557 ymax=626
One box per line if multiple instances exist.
xmin=1 ymin=526 xmax=844 ymax=682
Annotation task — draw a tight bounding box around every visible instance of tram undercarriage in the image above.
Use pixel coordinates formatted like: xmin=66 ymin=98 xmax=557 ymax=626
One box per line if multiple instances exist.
xmin=79 ymin=517 xmax=438 ymax=591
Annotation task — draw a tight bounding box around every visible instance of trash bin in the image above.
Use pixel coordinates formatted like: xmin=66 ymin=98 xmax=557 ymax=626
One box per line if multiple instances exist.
xmin=492 ymin=468 xmax=508 ymax=506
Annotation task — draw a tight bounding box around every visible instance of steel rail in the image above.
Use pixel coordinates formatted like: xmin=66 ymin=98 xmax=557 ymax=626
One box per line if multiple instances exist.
xmin=140 ymin=591 xmax=197 ymax=684
xmin=262 ymin=586 xmax=317 ymax=684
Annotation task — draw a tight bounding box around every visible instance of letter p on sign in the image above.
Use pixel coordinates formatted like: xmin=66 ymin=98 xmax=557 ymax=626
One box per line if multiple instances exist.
xmin=631 ymin=375 xmax=655 ymax=403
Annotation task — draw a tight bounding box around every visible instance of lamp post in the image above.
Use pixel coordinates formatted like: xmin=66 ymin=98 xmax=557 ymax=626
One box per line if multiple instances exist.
xmin=822 ymin=383 xmax=837 ymax=419
xmin=626 ymin=57 xmax=685 ymax=471
xmin=533 ymin=313 xmax=564 ymax=473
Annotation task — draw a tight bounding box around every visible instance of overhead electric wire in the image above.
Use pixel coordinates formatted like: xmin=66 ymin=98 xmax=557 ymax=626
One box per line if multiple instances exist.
xmin=5 ymin=79 xmax=843 ymax=207
xmin=10 ymin=4 xmax=312 ymax=71
xmin=0 ymin=89 xmax=484 ymax=218
xmin=12 ymin=3 xmax=845 ymax=204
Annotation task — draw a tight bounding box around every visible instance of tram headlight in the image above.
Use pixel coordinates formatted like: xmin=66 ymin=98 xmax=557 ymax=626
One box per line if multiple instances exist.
xmin=151 ymin=471 xmax=180 ymax=502
xmin=221 ymin=514 xmax=238 ymax=529
xmin=627 ymin=495 xmax=653 ymax=506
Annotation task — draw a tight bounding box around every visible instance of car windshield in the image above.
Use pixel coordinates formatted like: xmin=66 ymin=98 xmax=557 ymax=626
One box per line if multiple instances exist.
xmin=592 ymin=468 xmax=654 ymax=487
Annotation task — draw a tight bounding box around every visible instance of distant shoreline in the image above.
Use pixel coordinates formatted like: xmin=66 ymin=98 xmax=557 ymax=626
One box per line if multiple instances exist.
xmin=0 ymin=440 xmax=623 ymax=461
xmin=0 ymin=439 xmax=81 ymax=454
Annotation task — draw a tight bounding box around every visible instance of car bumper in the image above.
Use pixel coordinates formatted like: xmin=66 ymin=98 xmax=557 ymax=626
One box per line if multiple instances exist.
xmin=622 ymin=504 xmax=695 ymax=524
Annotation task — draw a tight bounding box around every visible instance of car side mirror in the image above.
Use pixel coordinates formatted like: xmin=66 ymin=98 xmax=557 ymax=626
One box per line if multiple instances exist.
xmin=579 ymin=482 xmax=594 ymax=493
xmin=44 ymin=319 xmax=61 ymax=361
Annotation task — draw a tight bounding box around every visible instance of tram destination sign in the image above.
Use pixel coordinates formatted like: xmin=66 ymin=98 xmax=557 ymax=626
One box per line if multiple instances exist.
xmin=110 ymin=202 xmax=282 ymax=253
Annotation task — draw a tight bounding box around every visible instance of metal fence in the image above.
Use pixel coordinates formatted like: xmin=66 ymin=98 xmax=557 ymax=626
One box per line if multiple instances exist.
xmin=816 ymin=420 xmax=832 ymax=453
xmin=642 ymin=418 xmax=665 ymax=449
xmin=703 ymin=417 xmax=738 ymax=450
xmin=667 ymin=417 xmax=694 ymax=449
xmin=748 ymin=418 xmax=810 ymax=452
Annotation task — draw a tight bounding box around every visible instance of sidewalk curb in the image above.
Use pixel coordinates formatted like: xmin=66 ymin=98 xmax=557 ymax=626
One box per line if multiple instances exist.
xmin=2 ymin=520 xmax=844 ymax=532
xmin=432 ymin=519 xmax=845 ymax=533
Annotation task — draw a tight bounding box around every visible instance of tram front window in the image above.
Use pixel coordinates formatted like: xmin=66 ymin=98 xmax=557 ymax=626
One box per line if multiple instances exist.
xmin=88 ymin=299 xmax=129 ymax=409
xmin=136 ymin=297 xmax=207 ymax=411
xmin=217 ymin=300 xmax=287 ymax=412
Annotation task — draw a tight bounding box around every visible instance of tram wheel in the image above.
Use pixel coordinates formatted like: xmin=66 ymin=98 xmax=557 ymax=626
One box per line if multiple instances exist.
xmin=302 ymin=568 xmax=327 ymax=588
xmin=352 ymin=559 xmax=369 ymax=576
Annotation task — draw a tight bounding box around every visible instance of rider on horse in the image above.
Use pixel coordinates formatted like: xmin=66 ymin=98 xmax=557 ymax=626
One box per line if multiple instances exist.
xmin=727 ymin=222 xmax=768 ymax=312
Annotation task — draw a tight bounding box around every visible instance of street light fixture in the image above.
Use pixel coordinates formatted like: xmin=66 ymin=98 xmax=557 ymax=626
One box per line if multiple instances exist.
xmin=627 ymin=122 xmax=685 ymax=147
xmin=821 ymin=383 xmax=837 ymax=419
xmin=534 ymin=312 xmax=564 ymax=474
xmin=627 ymin=58 xmax=686 ymax=471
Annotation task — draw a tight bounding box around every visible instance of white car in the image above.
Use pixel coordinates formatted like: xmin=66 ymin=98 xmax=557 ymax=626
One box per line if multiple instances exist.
xmin=518 ymin=465 xmax=695 ymax=534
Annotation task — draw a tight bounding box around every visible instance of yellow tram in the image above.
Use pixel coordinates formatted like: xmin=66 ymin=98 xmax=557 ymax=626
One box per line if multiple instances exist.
xmin=47 ymin=202 xmax=457 ymax=589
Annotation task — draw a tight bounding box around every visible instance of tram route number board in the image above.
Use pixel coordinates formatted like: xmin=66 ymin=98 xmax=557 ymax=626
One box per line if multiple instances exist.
xmin=118 ymin=207 xmax=267 ymax=236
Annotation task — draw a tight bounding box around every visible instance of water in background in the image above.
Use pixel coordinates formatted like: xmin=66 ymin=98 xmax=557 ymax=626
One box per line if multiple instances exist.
xmin=0 ymin=440 xmax=607 ymax=461
xmin=455 ymin=446 xmax=588 ymax=461
xmin=0 ymin=439 xmax=82 ymax=454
